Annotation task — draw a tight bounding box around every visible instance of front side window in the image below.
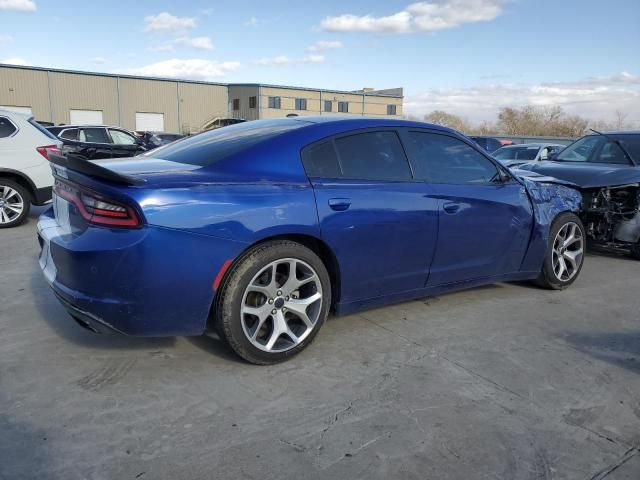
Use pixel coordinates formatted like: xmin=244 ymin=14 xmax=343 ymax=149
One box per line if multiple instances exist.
xmin=556 ymin=135 xmax=639 ymax=164
xmin=335 ymin=131 xmax=412 ymax=181
xmin=109 ymin=129 xmax=137 ymax=145
xmin=404 ymin=131 xmax=499 ymax=184
xmin=295 ymin=98 xmax=307 ymax=111
xmin=79 ymin=128 xmax=110 ymax=144
xmin=324 ymin=100 xmax=332 ymax=113
xmin=268 ymin=96 xmax=281 ymax=109
xmin=338 ymin=101 xmax=349 ymax=113
xmin=0 ymin=117 xmax=17 ymax=138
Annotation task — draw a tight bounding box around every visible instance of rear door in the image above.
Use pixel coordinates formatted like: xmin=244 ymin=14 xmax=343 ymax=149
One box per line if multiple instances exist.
xmin=108 ymin=128 xmax=141 ymax=157
xmin=303 ymin=129 xmax=439 ymax=303
xmin=400 ymin=129 xmax=533 ymax=286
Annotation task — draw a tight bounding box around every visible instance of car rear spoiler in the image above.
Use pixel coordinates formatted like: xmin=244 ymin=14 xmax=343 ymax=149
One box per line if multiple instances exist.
xmin=48 ymin=153 xmax=145 ymax=186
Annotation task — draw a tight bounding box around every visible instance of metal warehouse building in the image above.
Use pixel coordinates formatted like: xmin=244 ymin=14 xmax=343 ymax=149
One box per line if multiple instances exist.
xmin=0 ymin=64 xmax=403 ymax=134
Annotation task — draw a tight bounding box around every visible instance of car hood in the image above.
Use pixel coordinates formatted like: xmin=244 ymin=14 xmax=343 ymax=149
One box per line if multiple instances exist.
xmin=511 ymin=168 xmax=578 ymax=188
xmin=517 ymin=161 xmax=640 ymax=188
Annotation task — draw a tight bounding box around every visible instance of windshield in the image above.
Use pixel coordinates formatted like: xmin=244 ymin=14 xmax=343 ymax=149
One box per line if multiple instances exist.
xmin=555 ymin=135 xmax=640 ymax=164
xmin=146 ymin=119 xmax=309 ymax=166
xmin=494 ymin=146 xmax=539 ymax=161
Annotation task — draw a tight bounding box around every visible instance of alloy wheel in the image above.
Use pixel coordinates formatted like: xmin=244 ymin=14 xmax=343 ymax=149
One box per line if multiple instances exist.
xmin=551 ymin=222 xmax=584 ymax=282
xmin=0 ymin=186 xmax=24 ymax=225
xmin=240 ymin=258 xmax=323 ymax=353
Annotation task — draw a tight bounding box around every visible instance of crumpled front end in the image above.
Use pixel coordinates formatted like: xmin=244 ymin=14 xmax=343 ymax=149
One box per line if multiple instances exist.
xmin=519 ymin=178 xmax=582 ymax=272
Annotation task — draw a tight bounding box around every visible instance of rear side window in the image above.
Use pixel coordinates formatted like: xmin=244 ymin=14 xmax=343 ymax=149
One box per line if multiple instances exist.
xmin=404 ymin=132 xmax=498 ymax=184
xmin=60 ymin=129 xmax=78 ymax=140
xmin=79 ymin=128 xmax=109 ymax=143
xmin=335 ymin=131 xmax=412 ymax=181
xmin=147 ymin=119 xmax=308 ymax=166
xmin=302 ymin=141 xmax=341 ymax=177
xmin=0 ymin=117 xmax=17 ymax=138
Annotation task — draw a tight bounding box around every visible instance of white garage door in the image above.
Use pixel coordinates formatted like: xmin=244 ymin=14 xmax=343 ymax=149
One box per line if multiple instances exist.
xmin=70 ymin=109 xmax=103 ymax=125
xmin=0 ymin=105 xmax=33 ymax=116
xmin=135 ymin=112 xmax=164 ymax=132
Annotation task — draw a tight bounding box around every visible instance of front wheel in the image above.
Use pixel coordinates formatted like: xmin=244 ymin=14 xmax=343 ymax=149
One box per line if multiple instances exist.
xmin=534 ymin=212 xmax=586 ymax=290
xmin=0 ymin=180 xmax=31 ymax=228
xmin=216 ymin=240 xmax=331 ymax=364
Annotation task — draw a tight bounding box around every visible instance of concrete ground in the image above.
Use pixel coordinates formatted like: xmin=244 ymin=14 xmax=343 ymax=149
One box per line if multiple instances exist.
xmin=1 ymin=207 xmax=639 ymax=480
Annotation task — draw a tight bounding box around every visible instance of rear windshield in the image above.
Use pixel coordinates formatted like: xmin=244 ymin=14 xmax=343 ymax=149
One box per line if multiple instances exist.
xmin=29 ymin=118 xmax=58 ymax=140
xmin=146 ymin=119 xmax=308 ymax=166
xmin=494 ymin=146 xmax=539 ymax=161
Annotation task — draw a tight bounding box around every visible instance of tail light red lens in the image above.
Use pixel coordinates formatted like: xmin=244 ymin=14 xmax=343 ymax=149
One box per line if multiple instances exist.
xmin=36 ymin=144 xmax=62 ymax=160
xmin=53 ymin=179 xmax=142 ymax=228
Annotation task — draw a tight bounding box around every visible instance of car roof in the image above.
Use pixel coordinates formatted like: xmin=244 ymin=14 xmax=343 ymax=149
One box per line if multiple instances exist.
xmin=586 ymin=131 xmax=640 ymax=136
xmin=47 ymin=125 xmax=129 ymax=130
xmin=498 ymin=143 xmax=562 ymax=148
xmin=273 ymin=115 xmax=457 ymax=134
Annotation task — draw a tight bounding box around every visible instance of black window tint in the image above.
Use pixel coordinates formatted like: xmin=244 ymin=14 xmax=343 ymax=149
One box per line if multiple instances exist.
xmin=79 ymin=128 xmax=109 ymax=143
xmin=405 ymin=132 xmax=498 ymax=184
xmin=0 ymin=117 xmax=17 ymax=138
xmin=60 ymin=129 xmax=78 ymax=140
xmin=302 ymin=141 xmax=341 ymax=178
xmin=147 ymin=119 xmax=308 ymax=166
xmin=335 ymin=131 xmax=412 ymax=181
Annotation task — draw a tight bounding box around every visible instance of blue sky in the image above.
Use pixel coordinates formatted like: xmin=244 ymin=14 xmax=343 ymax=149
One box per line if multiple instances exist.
xmin=1 ymin=0 xmax=639 ymax=124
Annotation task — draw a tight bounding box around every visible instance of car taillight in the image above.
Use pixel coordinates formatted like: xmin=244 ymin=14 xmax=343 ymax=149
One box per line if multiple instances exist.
xmin=36 ymin=144 xmax=61 ymax=160
xmin=53 ymin=179 xmax=142 ymax=228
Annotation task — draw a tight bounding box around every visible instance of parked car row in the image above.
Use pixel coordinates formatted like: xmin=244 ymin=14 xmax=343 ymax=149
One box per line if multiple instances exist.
xmin=493 ymin=143 xmax=565 ymax=168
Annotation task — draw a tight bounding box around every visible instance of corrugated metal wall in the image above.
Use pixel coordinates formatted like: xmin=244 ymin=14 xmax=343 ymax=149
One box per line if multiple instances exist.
xmin=179 ymin=82 xmax=230 ymax=132
xmin=0 ymin=67 xmax=51 ymax=121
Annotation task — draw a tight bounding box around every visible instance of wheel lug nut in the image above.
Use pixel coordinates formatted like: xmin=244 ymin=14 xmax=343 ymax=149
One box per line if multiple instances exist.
xmin=268 ymin=298 xmax=274 ymax=304
xmin=282 ymin=307 xmax=287 ymax=312
xmin=277 ymin=290 xmax=282 ymax=296
xmin=271 ymin=309 xmax=277 ymax=315
xmin=285 ymin=296 xmax=290 ymax=301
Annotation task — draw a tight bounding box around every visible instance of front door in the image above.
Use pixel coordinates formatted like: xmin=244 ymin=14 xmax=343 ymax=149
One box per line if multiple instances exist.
xmin=400 ymin=129 xmax=533 ymax=286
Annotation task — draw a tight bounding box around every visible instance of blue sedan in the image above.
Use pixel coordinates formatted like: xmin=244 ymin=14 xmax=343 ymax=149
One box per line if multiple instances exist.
xmin=38 ymin=117 xmax=585 ymax=364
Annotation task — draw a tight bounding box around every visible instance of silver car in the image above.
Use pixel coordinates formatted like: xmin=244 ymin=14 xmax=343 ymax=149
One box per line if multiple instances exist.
xmin=493 ymin=143 xmax=565 ymax=168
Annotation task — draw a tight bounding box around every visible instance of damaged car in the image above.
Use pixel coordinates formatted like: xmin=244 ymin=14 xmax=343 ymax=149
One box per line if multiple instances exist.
xmin=37 ymin=117 xmax=585 ymax=364
xmin=517 ymin=131 xmax=640 ymax=259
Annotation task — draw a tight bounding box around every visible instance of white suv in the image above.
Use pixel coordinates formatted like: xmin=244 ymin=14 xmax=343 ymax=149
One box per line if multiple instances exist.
xmin=0 ymin=110 xmax=61 ymax=228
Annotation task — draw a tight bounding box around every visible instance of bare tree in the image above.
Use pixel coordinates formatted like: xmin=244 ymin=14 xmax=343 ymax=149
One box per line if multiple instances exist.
xmin=424 ymin=110 xmax=471 ymax=133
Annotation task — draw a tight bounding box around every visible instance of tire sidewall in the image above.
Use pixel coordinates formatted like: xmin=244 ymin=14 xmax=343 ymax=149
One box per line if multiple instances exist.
xmin=218 ymin=241 xmax=331 ymax=364
xmin=542 ymin=212 xmax=586 ymax=289
xmin=0 ymin=180 xmax=31 ymax=228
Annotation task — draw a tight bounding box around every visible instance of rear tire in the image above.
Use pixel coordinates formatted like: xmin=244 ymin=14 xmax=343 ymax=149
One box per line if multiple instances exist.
xmin=0 ymin=179 xmax=31 ymax=228
xmin=216 ymin=240 xmax=331 ymax=365
xmin=631 ymin=242 xmax=640 ymax=260
xmin=534 ymin=212 xmax=586 ymax=290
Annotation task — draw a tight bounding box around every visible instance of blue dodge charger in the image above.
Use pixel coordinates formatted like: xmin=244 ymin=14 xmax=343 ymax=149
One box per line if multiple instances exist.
xmin=38 ymin=117 xmax=584 ymax=364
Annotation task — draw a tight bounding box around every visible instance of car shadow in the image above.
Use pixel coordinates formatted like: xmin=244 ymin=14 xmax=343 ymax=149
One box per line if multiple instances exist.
xmin=186 ymin=334 xmax=244 ymax=363
xmin=29 ymin=262 xmax=177 ymax=351
xmin=561 ymin=330 xmax=640 ymax=375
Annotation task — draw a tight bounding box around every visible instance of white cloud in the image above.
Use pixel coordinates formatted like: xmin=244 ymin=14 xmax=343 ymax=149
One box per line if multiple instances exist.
xmin=404 ymin=72 xmax=640 ymax=126
xmin=174 ymin=36 xmax=213 ymax=50
xmin=144 ymin=12 xmax=196 ymax=32
xmin=306 ymin=40 xmax=343 ymax=52
xmin=244 ymin=16 xmax=260 ymax=27
xmin=303 ymin=54 xmax=325 ymax=64
xmin=320 ymin=0 xmax=504 ymax=33
xmin=255 ymin=54 xmax=326 ymax=66
xmin=0 ymin=0 xmax=36 ymax=12
xmin=255 ymin=55 xmax=292 ymax=66
xmin=2 ymin=57 xmax=28 ymax=65
xmin=118 ymin=59 xmax=241 ymax=81
xmin=0 ymin=34 xmax=13 ymax=46
xmin=92 ymin=56 xmax=107 ymax=64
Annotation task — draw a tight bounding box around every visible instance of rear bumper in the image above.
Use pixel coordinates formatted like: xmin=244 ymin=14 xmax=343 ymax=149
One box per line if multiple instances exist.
xmin=37 ymin=208 xmax=247 ymax=337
